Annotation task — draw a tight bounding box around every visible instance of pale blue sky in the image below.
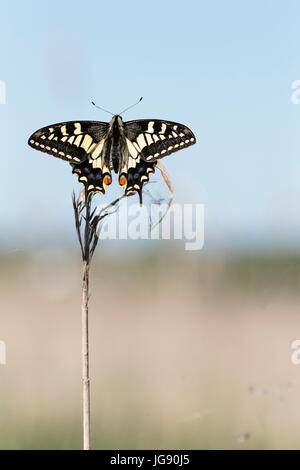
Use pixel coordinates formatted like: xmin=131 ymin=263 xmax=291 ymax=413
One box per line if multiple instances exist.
xmin=0 ymin=0 xmax=299 ymax=251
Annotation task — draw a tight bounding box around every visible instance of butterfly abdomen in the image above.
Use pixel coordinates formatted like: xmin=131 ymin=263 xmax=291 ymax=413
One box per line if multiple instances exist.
xmin=110 ymin=116 xmax=123 ymax=173
xmin=111 ymin=140 xmax=121 ymax=173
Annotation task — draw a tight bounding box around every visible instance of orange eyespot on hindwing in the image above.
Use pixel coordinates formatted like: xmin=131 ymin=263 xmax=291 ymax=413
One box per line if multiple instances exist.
xmin=119 ymin=175 xmax=127 ymax=187
xmin=103 ymin=175 xmax=112 ymax=186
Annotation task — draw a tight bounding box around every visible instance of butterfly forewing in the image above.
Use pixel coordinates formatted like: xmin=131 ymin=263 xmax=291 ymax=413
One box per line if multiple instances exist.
xmin=28 ymin=120 xmax=112 ymax=197
xmin=124 ymin=119 xmax=196 ymax=162
xmin=28 ymin=121 xmax=108 ymax=164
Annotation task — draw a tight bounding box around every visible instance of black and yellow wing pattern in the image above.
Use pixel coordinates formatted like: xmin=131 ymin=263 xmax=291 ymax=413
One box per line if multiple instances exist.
xmin=28 ymin=116 xmax=196 ymax=202
xmin=125 ymin=119 xmax=195 ymax=162
xmin=120 ymin=119 xmax=195 ymax=201
xmin=28 ymin=121 xmax=112 ymax=194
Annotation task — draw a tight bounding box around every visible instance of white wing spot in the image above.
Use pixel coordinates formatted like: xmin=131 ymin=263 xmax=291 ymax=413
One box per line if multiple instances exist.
xmin=126 ymin=138 xmax=139 ymax=158
xmin=128 ymin=156 xmax=137 ymax=169
xmin=74 ymin=123 xmax=82 ymax=135
xmin=91 ymin=140 xmax=105 ymax=159
xmin=145 ymin=134 xmax=153 ymax=145
xmin=133 ymin=142 xmax=141 ymax=154
xmin=81 ymin=135 xmax=93 ymax=151
xmin=160 ymin=123 xmax=167 ymax=133
xmin=87 ymin=143 xmax=97 ymax=154
xmin=102 ymin=164 xmax=110 ymax=173
xmin=92 ymin=158 xmax=102 ymax=168
xmin=137 ymin=134 xmax=147 ymax=149
xmin=147 ymin=121 xmax=154 ymax=133
xmin=74 ymin=135 xmax=83 ymax=147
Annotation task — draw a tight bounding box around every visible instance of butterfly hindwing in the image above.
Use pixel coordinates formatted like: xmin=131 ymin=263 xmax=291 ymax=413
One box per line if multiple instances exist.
xmin=119 ymin=153 xmax=157 ymax=204
xmin=124 ymin=119 xmax=196 ymax=162
xmin=28 ymin=121 xmax=108 ymax=164
xmin=71 ymin=160 xmax=112 ymax=197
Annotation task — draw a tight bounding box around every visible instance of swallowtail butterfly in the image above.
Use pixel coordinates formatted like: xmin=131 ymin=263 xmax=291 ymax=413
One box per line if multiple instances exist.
xmin=28 ymin=114 xmax=196 ymax=203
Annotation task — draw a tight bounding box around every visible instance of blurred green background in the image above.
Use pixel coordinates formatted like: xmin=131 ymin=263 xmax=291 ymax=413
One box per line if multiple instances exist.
xmin=1 ymin=248 xmax=300 ymax=449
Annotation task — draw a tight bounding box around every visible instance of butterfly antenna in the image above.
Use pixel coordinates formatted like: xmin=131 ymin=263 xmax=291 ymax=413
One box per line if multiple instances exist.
xmin=119 ymin=97 xmax=143 ymax=115
xmin=91 ymin=101 xmax=115 ymax=116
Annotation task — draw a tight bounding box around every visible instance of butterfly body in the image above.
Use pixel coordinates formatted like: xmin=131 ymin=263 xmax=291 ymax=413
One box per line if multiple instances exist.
xmin=108 ymin=115 xmax=127 ymax=173
xmin=28 ymin=114 xmax=196 ymax=203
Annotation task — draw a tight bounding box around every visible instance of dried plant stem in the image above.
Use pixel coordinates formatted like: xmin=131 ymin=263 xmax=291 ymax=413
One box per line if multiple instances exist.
xmin=73 ymin=190 xmax=125 ymax=450
xmin=149 ymin=161 xmax=174 ymax=230
xmin=81 ymin=258 xmax=90 ymax=450
xmin=82 ymin=193 xmax=91 ymax=450
xmin=73 ymin=182 xmax=171 ymax=450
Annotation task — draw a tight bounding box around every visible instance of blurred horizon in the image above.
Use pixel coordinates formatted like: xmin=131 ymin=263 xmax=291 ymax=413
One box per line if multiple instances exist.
xmin=1 ymin=251 xmax=300 ymax=449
